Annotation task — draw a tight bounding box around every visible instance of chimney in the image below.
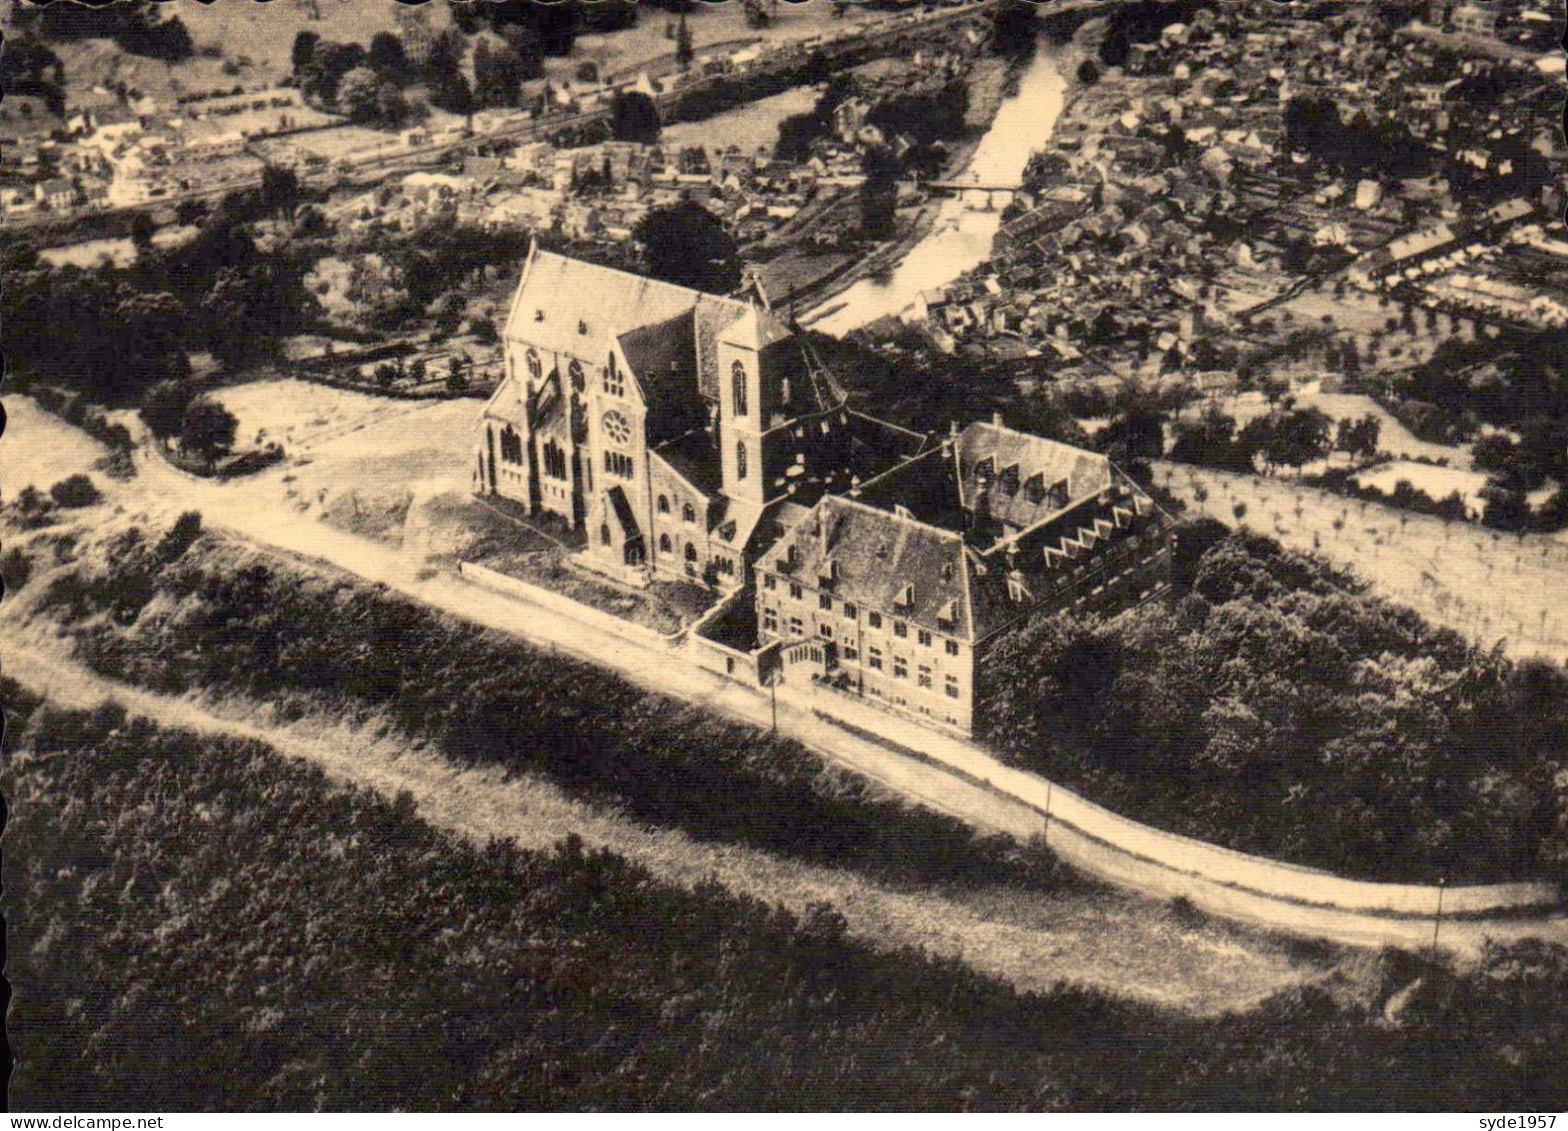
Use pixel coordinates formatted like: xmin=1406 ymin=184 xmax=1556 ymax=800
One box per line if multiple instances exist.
xmin=992 ymin=411 xmax=1004 ymax=428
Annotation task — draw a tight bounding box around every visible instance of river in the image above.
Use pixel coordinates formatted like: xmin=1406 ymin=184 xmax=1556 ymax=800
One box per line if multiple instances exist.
xmin=804 ymin=48 xmax=1068 ymax=336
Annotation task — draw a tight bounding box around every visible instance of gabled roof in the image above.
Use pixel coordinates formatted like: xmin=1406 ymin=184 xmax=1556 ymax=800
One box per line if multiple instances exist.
xmin=955 ymin=422 xmax=1111 ymax=531
xmin=504 ymin=246 xmax=749 ymax=380
xmin=758 ymin=494 xmax=978 ymax=641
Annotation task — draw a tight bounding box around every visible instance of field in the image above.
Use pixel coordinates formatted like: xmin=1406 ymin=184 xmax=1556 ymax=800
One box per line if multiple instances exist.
xmin=1204 ymin=382 xmax=1477 ymax=470
xmin=660 ymin=83 xmax=819 ymax=155
xmin=1155 ymin=460 xmax=1568 ymax=664
xmin=0 ymin=395 xmax=107 ymax=494
xmin=1353 ymin=460 xmax=1489 ymax=513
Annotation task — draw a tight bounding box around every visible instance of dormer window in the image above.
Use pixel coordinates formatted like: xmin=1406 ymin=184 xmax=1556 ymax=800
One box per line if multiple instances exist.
xmin=896 ymin=582 xmax=914 ymax=609
xmin=999 ymin=463 xmax=1020 ymax=495
xmin=786 ymin=544 xmax=799 ymax=568
xmin=937 ymin=599 xmax=958 ymax=630
xmin=819 ymin=559 xmax=838 ymax=588
xmin=1007 ymin=576 xmax=1030 ymax=603
xmin=1024 ymin=473 xmax=1046 ymax=504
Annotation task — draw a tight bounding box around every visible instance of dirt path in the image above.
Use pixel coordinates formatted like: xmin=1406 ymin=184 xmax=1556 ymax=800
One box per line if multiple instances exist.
xmin=2 ymin=639 xmax=1329 ymax=1018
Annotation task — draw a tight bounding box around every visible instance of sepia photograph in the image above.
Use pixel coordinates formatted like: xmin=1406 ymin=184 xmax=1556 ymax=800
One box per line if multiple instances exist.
xmin=2 ymin=0 xmax=1566 ymax=1114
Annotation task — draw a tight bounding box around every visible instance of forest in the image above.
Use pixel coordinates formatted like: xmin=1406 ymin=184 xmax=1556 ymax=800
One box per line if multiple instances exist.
xmin=7 ymin=687 xmax=1568 ymax=1111
xmin=981 ymin=522 xmax=1568 ymax=883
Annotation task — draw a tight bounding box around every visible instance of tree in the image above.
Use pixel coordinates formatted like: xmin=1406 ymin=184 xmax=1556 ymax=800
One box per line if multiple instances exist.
xmin=48 ymin=474 xmax=100 ymax=508
xmin=375 ymin=82 xmax=408 ymax=128
xmin=367 ymin=31 xmax=413 ymax=85
xmin=181 ymin=398 xmax=238 ymax=464
xmin=258 ymin=164 xmax=302 ymax=217
xmin=499 ymin=24 xmax=546 ymax=80
xmin=474 ymin=39 xmax=526 ymax=108
xmin=291 ymin=30 xmax=320 ymax=71
xmin=338 ymin=66 xmax=384 ymax=123
xmin=429 ymin=70 xmax=475 ymax=118
xmin=1099 ymin=407 xmax=1165 ymax=461
xmin=675 ymin=12 xmax=694 ymax=71
xmin=610 ymin=91 xmax=660 ymax=144
xmin=634 ymin=198 xmax=740 ymax=294
xmin=859 ymin=145 xmax=900 ymax=240
xmin=991 ymin=0 xmax=1037 ymax=57
xmin=139 ymin=379 xmax=191 ymax=444
xmin=129 ymin=210 xmax=156 ymax=256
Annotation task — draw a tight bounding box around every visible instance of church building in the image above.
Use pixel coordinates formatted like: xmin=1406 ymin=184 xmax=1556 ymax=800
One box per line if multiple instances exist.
xmin=476 ymin=245 xmax=925 ymax=587
xmin=475 ymin=250 xmax=1173 ymax=735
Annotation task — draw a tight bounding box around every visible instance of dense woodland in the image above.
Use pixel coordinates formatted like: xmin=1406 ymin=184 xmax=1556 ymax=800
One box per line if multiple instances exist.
xmin=982 ymin=522 xmax=1568 ymax=882
xmin=7 ymin=688 xmax=1568 ymax=1111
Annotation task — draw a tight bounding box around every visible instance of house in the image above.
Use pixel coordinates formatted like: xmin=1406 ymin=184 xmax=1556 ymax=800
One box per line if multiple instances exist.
xmin=751 ymin=420 xmax=1172 ymax=733
xmin=1451 ymin=3 xmax=1498 ymax=37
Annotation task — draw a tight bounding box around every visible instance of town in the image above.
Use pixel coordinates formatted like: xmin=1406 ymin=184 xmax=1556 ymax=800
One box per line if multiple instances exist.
xmin=4 ymin=0 xmax=1568 ymax=1115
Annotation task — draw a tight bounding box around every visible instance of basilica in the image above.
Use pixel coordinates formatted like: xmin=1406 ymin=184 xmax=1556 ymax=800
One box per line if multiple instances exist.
xmin=475 ymin=248 xmax=1173 ymax=734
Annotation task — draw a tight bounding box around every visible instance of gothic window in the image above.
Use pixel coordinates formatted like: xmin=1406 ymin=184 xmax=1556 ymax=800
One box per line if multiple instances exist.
xmin=543 ymin=440 xmax=567 ymax=480
xmin=684 ymin=542 xmax=698 ymax=563
xmin=736 ymin=439 xmax=748 ymax=480
xmin=732 ymin=361 xmax=747 ymax=416
xmin=659 ymin=533 xmax=672 ymax=554
xmin=604 ymin=352 xmax=624 ymax=398
xmin=682 ymin=503 xmax=696 ymax=524
xmin=603 ymin=451 xmax=635 ymax=479
xmin=602 ymin=411 xmax=632 ymax=448
xmin=500 ymin=426 xmax=524 ymax=465
xmin=526 ymin=349 xmax=542 ymax=380
xmin=568 ymin=359 xmax=585 ymax=393
xmin=658 ymin=494 xmax=670 ymax=514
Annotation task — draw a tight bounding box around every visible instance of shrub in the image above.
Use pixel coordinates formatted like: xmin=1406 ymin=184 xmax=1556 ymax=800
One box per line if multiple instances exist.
xmin=48 ymin=475 xmax=100 ymax=508
xmin=2 ymin=547 xmax=32 ymax=593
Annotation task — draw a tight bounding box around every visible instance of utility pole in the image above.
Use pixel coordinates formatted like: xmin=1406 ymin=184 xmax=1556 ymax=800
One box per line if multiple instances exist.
xmin=769 ymin=671 xmax=779 ymax=734
xmin=1431 ymin=876 xmax=1447 ymax=958
xmin=1042 ymin=778 xmax=1053 ymax=845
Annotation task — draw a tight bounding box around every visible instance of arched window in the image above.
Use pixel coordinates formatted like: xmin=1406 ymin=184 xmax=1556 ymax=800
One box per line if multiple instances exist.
xmin=684 ymin=542 xmax=698 ymax=562
xmin=600 ymin=524 xmax=612 ymax=546
xmin=526 ymin=349 xmax=543 ymax=380
xmin=568 ymin=359 xmax=585 ymax=393
xmin=682 ymin=503 xmax=696 ymax=524
xmin=659 ymin=533 xmax=672 ymax=554
xmin=657 ymin=494 xmax=670 ymax=514
xmin=736 ymin=439 xmax=748 ymax=480
xmin=732 ymin=360 xmax=747 ymax=417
